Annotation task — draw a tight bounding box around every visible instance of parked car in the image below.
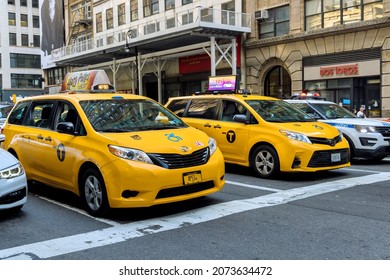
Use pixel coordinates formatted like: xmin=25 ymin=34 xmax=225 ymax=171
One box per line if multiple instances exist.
xmin=0 ymin=134 xmax=28 ymax=212
xmin=165 ymin=93 xmax=350 ymax=179
xmin=1 ymin=70 xmax=225 ymax=216
xmin=286 ymin=99 xmax=390 ymax=161
xmin=0 ymin=103 xmax=14 ymax=128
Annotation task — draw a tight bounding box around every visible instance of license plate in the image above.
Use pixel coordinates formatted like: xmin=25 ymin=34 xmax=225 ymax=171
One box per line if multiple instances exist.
xmin=183 ymin=171 xmax=202 ymax=185
xmin=331 ymin=153 xmax=341 ymax=162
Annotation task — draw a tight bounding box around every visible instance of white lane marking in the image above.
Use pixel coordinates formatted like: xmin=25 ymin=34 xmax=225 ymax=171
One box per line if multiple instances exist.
xmin=36 ymin=195 xmax=121 ymax=227
xmin=226 ymin=180 xmax=281 ymax=192
xmin=344 ymin=168 xmax=383 ymax=173
xmin=1 ymin=172 xmax=390 ymax=260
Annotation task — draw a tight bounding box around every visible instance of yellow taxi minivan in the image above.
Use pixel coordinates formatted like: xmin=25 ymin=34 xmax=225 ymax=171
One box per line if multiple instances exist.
xmin=1 ymin=70 xmax=225 ymax=216
xmin=165 ymin=91 xmax=350 ymax=179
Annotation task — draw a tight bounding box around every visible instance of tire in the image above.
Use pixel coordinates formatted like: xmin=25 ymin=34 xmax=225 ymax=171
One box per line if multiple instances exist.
xmin=251 ymin=145 xmax=280 ymax=179
xmin=80 ymin=168 xmax=109 ymax=217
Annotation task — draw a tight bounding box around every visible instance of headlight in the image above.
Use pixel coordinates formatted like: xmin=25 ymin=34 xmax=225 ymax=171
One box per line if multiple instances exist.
xmin=208 ymin=137 xmax=217 ymax=155
xmin=0 ymin=163 xmax=24 ymax=179
xmin=280 ymin=130 xmax=312 ymax=144
xmin=354 ymin=125 xmax=376 ymax=133
xmin=108 ymin=145 xmax=153 ymax=164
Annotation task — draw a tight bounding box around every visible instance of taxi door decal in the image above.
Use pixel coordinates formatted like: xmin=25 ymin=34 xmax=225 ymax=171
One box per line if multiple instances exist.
xmin=225 ymin=130 xmax=236 ymax=143
xmin=57 ymin=143 xmax=66 ymax=162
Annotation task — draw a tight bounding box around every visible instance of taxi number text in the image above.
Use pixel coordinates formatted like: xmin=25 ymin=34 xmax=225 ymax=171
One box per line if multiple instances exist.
xmin=183 ymin=171 xmax=202 ymax=185
xmin=331 ymin=153 xmax=341 ymax=162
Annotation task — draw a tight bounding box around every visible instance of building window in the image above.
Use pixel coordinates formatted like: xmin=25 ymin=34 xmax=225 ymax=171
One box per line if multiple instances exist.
xmin=21 ymin=14 xmax=28 ymax=27
xmin=259 ymin=5 xmax=290 ymax=39
xmin=305 ymin=0 xmax=383 ymax=31
xmin=182 ymin=12 xmax=193 ymax=25
xmin=33 ymin=15 xmax=40 ymax=28
xmin=9 ymin=33 xmax=17 ymax=46
xmin=222 ymin=1 xmax=235 ymax=25
xmin=33 ymin=35 xmax=40 ymax=47
xmin=143 ymin=0 xmax=159 ymax=17
xmin=32 ymin=0 xmax=39 ymax=8
xmin=96 ymin=12 xmax=102 ymax=33
xmin=8 ymin=0 xmax=15 ymax=5
xmin=118 ymin=3 xmax=126 ymax=26
xmin=22 ymin=34 xmax=29 ymax=46
xmin=106 ymin=8 xmax=113 ymax=29
xmin=165 ymin=0 xmax=175 ymax=10
xmin=182 ymin=0 xmax=192 ymax=4
xmin=10 ymin=53 xmax=41 ymax=68
xmin=8 ymin=12 xmax=16 ymax=26
xmin=130 ymin=0 xmax=138 ymax=21
xmin=20 ymin=0 xmax=27 ymax=6
xmin=11 ymin=74 xmax=43 ymax=89
xmin=47 ymin=68 xmax=67 ymax=86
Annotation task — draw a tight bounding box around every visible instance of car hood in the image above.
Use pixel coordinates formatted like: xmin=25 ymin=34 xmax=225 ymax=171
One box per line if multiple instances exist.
xmin=273 ymin=122 xmax=341 ymax=138
xmin=0 ymin=149 xmax=19 ymax=170
xmin=102 ymin=127 xmax=211 ymax=154
xmin=319 ymin=118 xmax=390 ymax=127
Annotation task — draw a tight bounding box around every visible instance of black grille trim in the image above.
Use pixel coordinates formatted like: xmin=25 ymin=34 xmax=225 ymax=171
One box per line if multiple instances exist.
xmin=149 ymin=147 xmax=210 ymax=169
xmin=308 ymin=148 xmax=350 ymax=167
xmin=376 ymin=126 xmax=390 ymax=137
xmin=0 ymin=187 xmax=27 ymax=205
xmin=308 ymin=135 xmax=342 ymax=146
xmin=156 ymin=181 xmax=215 ymax=199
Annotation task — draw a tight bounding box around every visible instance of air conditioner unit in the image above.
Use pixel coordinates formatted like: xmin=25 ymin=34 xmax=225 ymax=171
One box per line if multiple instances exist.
xmin=254 ymin=9 xmax=269 ymax=20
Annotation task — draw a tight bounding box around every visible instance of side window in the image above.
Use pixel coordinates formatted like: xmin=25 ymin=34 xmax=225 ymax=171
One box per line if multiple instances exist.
xmin=7 ymin=102 xmax=30 ymax=125
xmin=166 ymin=99 xmax=189 ymax=117
xmin=25 ymin=102 xmax=54 ymax=128
xmin=57 ymin=102 xmax=85 ymax=136
xmin=221 ymin=101 xmax=240 ymax=121
xmin=187 ymin=99 xmax=218 ymax=119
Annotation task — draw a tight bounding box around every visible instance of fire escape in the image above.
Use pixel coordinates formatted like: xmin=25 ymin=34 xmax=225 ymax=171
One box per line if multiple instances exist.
xmin=67 ymin=0 xmax=93 ymax=50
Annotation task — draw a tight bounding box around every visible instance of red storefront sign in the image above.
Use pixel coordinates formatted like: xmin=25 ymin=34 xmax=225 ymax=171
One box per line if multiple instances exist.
xmin=320 ymin=64 xmax=359 ymax=77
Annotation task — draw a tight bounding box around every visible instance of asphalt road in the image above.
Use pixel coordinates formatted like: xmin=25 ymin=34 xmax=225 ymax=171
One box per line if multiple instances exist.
xmin=1 ymin=158 xmax=390 ymax=260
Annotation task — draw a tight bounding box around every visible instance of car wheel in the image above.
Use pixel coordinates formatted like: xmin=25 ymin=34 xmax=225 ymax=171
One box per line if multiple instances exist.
xmin=251 ymin=145 xmax=280 ymax=179
xmin=80 ymin=168 xmax=109 ymax=217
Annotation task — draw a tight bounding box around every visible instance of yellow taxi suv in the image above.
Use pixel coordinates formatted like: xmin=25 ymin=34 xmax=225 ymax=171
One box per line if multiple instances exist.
xmin=165 ymin=92 xmax=350 ymax=179
xmin=1 ymin=70 xmax=225 ymax=216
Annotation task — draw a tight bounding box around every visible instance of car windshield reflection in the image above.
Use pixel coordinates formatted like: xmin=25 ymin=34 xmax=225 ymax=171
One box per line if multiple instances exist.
xmin=80 ymin=99 xmax=186 ymax=132
xmin=310 ymin=103 xmax=357 ymax=119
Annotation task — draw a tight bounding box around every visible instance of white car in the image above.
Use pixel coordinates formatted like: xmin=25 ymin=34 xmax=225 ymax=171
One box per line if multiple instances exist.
xmin=0 ymin=134 xmax=28 ymax=212
xmin=0 ymin=104 xmax=14 ymax=128
xmin=286 ymin=99 xmax=390 ymax=161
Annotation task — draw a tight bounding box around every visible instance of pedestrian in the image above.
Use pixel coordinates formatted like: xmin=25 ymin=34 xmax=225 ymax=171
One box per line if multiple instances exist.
xmin=357 ymin=107 xmax=366 ymax=118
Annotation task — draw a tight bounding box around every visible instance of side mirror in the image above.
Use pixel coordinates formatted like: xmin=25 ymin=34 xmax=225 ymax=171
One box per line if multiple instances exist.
xmin=232 ymin=114 xmax=247 ymax=124
xmin=57 ymin=122 xmax=75 ymax=135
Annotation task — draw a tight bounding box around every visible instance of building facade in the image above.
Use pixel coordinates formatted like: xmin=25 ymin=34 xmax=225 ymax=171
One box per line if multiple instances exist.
xmin=245 ymin=0 xmax=390 ymax=117
xmin=0 ymin=0 xmax=44 ymax=102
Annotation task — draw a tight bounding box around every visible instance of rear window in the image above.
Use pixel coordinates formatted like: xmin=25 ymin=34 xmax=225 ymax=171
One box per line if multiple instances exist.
xmin=186 ymin=99 xmax=219 ymax=120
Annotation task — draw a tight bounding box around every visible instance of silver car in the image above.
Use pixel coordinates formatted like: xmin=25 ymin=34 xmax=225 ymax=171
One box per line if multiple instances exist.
xmin=0 ymin=134 xmax=28 ymax=212
xmin=0 ymin=104 xmax=14 ymax=128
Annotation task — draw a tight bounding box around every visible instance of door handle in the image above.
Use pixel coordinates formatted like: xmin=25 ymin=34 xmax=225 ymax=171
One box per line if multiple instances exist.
xmin=204 ymin=123 xmax=211 ymax=128
xmin=37 ymin=135 xmax=43 ymax=140
xmin=214 ymin=124 xmax=221 ymax=129
xmin=45 ymin=136 xmax=52 ymax=141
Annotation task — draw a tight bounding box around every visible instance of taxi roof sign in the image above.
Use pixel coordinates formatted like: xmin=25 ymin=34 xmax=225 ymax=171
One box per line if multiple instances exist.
xmin=61 ymin=70 xmax=115 ymax=93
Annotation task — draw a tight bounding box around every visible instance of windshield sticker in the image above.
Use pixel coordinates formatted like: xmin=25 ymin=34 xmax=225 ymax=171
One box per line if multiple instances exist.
xmin=165 ymin=133 xmax=182 ymax=142
xmin=225 ymin=130 xmax=236 ymax=143
xmin=57 ymin=143 xmax=66 ymax=162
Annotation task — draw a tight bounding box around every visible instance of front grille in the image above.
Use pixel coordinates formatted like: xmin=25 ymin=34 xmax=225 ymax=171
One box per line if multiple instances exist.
xmin=149 ymin=147 xmax=210 ymax=169
xmin=308 ymin=148 xmax=349 ymax=167
xmin=156 ymin=181 xmax=215 ymax=199
xmin=308 ymin=135 xmax=342 ymax=146
xmin=376 ymin=126 xmax=390 ymax=137
xmin=0 ymin=187 xmax=27 ymax=205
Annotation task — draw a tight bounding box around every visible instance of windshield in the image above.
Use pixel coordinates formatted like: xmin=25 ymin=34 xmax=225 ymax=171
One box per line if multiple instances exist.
xmin=246 ymin=100 xmax=314 ymax=123
xmin=310 ymin=103 xmax=357 ymax=119
xmin=80 ymin=99 xmax=187 ymax=132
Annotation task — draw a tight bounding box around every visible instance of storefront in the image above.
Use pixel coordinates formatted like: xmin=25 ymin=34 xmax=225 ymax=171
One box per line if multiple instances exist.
xmin=302 ymin=49 xmax=382 ymax=117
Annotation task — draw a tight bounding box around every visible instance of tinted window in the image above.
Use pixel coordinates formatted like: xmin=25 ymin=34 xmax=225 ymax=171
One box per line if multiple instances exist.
xmin=186 ymin=99 xmax=218 ymax=120
xmin=166 ymin=99 xmax=189 ymax=117
xmin=7 ymin=102 xmax=30 ymax=125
